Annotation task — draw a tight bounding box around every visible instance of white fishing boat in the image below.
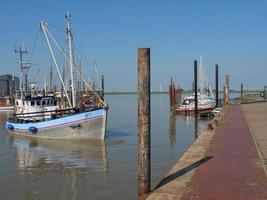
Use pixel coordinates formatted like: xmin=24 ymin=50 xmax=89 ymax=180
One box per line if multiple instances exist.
xmin=6 ymin=13 xmax=108 ymax=140
xmin=176 ymin=56 xmax=216 ymax=114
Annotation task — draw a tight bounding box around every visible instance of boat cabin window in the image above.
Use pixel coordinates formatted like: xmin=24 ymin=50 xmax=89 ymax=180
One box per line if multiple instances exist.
xmin=42 ymin=100 xmax=46 ymax=106
xmin=16 ymin=101 xmax=19 ymax=106
xmin=31 ymin=101 xmax=35 ymax=106
xmin=182 ymin=99 xmax=194 ymax=105
xmin=47 ymin=100 xmax=50 ymax=105
xmin=37 ymin=100 xmax=41 ymax=106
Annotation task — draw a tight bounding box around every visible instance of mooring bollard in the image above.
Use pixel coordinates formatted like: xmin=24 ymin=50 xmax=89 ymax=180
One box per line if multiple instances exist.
xmin=137 ymin=48 xmax=151 ymax=198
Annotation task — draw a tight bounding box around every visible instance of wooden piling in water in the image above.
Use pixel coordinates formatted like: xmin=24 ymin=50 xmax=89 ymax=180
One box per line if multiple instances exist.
xmin=169 ymin=78 xmax=175 ymax=109
xmin=224 ymin=75 xmax=230 ymax=106
xmin=175 ymin=87 xmax=181 ymax=108
xmin=215 ymin=64 xmax=219 ymax=108
xmin=172 ymin=84 xmax=176 ymax=108
xmin=240 ymin=83 xmax=244 ymax=104
xmin=171 ymin=80 xmax=175 ymax=109
xmin=137 ymin=48 xmax=151 ymax=198
xmin=264 ymin=86 xmax=266 ymax=102
xmin=169 ymin=78 xmax=182 ymax=112
xmin=101 ymin=74 xmax=104 ymax=100
xmin=194 ymin=60 xmax=198 ymax=115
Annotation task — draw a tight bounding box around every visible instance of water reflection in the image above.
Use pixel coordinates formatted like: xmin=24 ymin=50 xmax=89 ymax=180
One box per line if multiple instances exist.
xmin=194 ymin=116 xmax=199 ymax=139
xmin=9 ymin=136 xmax=109 ymax=200
xmin=168 ymin=111 xmax=176 ymax=148
xmin=11 ymin=136 xmax=108 ymax=172
xmin=175 ymin=114 xmax=210 ymax=140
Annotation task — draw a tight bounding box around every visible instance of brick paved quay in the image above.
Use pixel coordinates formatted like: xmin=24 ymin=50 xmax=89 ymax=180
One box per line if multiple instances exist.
xmin=146 ymin=104 xmax=267 ymax=200
xmin=242 ymin=103 xmax=267 ymax=174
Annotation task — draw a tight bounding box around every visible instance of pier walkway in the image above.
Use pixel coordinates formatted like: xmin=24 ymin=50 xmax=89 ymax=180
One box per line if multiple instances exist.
xmin=147 ymin=103 xmax=267 ymax=200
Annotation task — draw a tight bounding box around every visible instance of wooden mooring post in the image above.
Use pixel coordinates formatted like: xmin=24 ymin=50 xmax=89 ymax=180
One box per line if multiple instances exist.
xmin=194 ymin=60 xmax=198 ymax=115
xmin=264 ymin=86 xmax=266 ymax=102
xmin=169 ymin=77 xmax=174 ymax=109
xmin=215 ymin=64 xmax=219 ymax=108
xmin=137 ymin=48 xmax=151 ymax=198
xmin=224 ymin=75 xmax=230 ymax=106
xmin=240 ymin=83 xmax=244 ymax=104
xmin=101 ymin=74 xmax=104 ymax=100
xmin=169 ymin=78 xmax=181 ymax=112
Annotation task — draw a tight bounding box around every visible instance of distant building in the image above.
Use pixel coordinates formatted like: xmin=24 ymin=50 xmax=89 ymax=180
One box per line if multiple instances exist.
xmin=0 ymin=74 xmax=19 ymax=97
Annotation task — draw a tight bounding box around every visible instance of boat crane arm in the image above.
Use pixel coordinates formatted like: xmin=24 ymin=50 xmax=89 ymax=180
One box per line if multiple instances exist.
xmin=40 ymin=21 xmax=73 ymax=108
xmin=40 ymin=22 xmax=106 ymax=107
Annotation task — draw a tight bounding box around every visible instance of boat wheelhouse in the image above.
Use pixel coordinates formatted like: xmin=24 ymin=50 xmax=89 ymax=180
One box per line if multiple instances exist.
xmin=14 ymin=96 xmax=57 ymax=122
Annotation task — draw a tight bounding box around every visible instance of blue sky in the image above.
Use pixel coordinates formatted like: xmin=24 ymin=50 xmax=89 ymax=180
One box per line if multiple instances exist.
xmin=1 ymin=0 xmax=267 ymax=91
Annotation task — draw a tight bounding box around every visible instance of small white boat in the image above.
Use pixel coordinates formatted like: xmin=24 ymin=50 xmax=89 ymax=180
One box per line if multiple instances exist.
xmin=176 ymin=94 xmax=216 ymax=114
xmin=176 ymin=56 xmax=216 ymax=114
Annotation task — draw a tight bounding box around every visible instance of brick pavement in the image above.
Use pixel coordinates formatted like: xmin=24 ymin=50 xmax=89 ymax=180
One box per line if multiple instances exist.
xmin=181 ymin=104 xmax=267 ymax=200
xmin=242 ymin=103 xmax=267 ymax=175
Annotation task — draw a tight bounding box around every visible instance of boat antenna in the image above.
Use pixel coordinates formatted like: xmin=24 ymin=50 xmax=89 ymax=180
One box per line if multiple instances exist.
xmin=15 ymin=47 xmax=29 ymax=98
xmin=66 ymin=12 xmax=76 ymax=107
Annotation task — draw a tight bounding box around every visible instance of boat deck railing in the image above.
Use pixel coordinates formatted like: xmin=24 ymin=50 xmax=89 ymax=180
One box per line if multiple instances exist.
xmin=8 ymin=107 xmax=103 ymax=124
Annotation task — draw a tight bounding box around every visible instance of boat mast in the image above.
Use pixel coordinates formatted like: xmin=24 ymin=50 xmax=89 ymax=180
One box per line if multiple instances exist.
xmin=66 ymin=12 xmax=76 ymax=108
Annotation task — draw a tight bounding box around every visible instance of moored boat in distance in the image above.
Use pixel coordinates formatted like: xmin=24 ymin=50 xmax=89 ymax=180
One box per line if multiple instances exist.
xmin=176 ymin=56 xmax=216 ymax=114
xmin=6 ymin=12 xmax=108 ymax=140
xmin=176 ymin=94 xmax=215 ymax=114
xmin=0 ymin=97 xmax=14 ymax=111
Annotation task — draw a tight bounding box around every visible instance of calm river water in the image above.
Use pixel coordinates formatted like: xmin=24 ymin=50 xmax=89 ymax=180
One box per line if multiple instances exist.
xmin=0 ymin=94 xmax=213 ymax=200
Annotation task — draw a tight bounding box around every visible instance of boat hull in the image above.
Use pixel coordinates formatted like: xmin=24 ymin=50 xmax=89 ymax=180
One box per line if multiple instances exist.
xmin=6 ymin=109 xmax=107 ymax=140
xmin=176 ymin=106 xmax=214 ymax=114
